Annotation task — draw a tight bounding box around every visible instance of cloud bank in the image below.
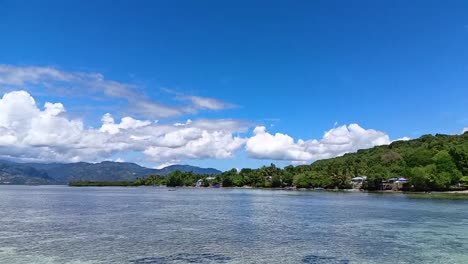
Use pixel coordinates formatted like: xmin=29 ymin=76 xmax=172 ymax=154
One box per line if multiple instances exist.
xmin=246 ymin=124 xmax=391 ymax=162
xmin=0 ymin=90 xmax=402 ymax=166
xmin=0 ymin=90 xmax=247 ymax=163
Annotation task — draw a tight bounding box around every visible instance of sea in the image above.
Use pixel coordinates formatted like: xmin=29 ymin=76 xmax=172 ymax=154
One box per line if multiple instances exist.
xmin=0 ymin=185 xmax=467 ymax=264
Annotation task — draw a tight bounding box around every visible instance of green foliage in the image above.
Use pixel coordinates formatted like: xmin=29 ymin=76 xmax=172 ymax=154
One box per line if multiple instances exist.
xmin=293 ymin=171 xmax=336 ymax=188
xmin=201 ymin=178 xmax=209 ymax=187
xmin=409 ymin=165 xmax=433 ymax=191
xmin=293 ymin=173 xmax=312 ymax=188
xmin=232 ymin=174 xmax=244 ymax=187
xmin=363 ymin=175 xmax=384 ymax=191
xmin=271 ymin=175 xmax=282 ymax=188
xmin=307 ymin=133 xmax=467 ymax=191
xmin=460 ymin=176 xmax=468 ymax=185
xmin=222 ymin=175 xmax=234 ymax=187
xmin=134 ymin=175 xmax=166 ymax=186
xmin=166 ymin=171 xmax=184 ymax=187
xmin=450 ymin=144 xmax=468 ymax=175
xmin=405 ymin=148 xmax=434 ymax=167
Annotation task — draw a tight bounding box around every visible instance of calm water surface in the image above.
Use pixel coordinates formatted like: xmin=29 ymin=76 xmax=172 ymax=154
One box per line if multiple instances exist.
xmin=0 ymin=186 xmax=467 ymax=264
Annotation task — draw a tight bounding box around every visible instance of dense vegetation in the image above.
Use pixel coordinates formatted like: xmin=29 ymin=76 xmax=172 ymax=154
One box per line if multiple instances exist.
xmin=71 ymin=132 xmax=468 ymax=192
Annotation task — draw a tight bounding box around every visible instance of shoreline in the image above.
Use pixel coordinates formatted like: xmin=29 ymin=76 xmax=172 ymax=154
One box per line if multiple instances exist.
xmin=4 ymin=184 xmax=467 ymax=197
xmin=3 ymin=184 xmax=468 ymax=199
xmin=65 ymin=183 xmax=468 ymax=195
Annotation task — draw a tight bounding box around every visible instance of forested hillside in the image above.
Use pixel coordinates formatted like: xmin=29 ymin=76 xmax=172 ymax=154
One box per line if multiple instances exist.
xmin=302 ymin=132 xmax=468 ymax=191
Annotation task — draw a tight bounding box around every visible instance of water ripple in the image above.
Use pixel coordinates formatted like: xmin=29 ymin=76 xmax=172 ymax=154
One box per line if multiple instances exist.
xmin=303 ymin=254 xmax=350 ymax=264
xmin=131 ymin=253 xmax=231 ymax=264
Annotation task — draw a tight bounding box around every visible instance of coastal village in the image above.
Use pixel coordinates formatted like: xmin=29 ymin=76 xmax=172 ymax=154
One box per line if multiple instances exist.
xmin=194 ymin=174 xmax=410 ymax=191
xmin=351 ymin=176 xmax=407 ymax=191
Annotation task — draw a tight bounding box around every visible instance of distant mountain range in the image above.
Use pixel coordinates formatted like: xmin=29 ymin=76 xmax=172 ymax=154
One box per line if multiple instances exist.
xmin=0 ymin=160 xmax=222 ymax=185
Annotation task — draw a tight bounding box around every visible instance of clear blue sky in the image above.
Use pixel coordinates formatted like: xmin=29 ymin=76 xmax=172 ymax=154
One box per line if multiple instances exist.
xmin=0 ymin=0 xmax=467 ymax=170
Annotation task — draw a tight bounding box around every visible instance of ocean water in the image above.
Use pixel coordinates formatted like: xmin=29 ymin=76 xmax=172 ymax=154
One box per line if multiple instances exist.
xmin=0 ymin=186 xmax=467 ymax=264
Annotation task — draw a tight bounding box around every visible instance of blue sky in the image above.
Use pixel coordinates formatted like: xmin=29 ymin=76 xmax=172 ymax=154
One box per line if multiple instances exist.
xmin=0 ymin=1 xmax=467 ymax=170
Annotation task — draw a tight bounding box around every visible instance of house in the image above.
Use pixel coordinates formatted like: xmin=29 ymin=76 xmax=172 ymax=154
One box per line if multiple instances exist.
xmin=351 ymin=176 xmax=367 ymax=189
xmin=381 ymin=177 xmax=408 ymax=190
xmin=195 ymin=177 xmax=216 ymax=187
xmin=351 ymin=176 xmax=367 ymax=183
xmin=195 ymin=179 xmax=203 ymax=187
xmin=393 ymin=177 xmax=407 ymax=190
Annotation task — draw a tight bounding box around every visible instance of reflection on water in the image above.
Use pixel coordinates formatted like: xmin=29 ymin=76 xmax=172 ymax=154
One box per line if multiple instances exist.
xmin=0 ymin=186 xmax=467 ymax=264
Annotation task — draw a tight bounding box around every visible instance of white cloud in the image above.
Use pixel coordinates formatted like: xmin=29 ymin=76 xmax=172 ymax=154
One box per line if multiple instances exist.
xmin=144 ymin=130 xmax=246 ymax=161
xmin=100 ymin=113 xmax=151 ymax=135
xmin=0 ymin=89 xmax=401 ymax=166
xmin=245 ymin=126 xmax=313 ymax=161
xmin=393 ymin=137 xmax=411 ymax=142
xmin=0 ymin=90 xmax=248 ymax=163
xmin=155 ymin=162 xmax=178 ymax=169
xmin=246 ymin=124 xmax=391 ymax=162
xmin=463 ymin=128 xmax=468 ymax=133
xmin=183 ymin=95 xmax=234 ymax=110
xmin=173 ymin=119 xmax=192 ymax=127
xmin=0 ymin=90 xmax=103 ymax=162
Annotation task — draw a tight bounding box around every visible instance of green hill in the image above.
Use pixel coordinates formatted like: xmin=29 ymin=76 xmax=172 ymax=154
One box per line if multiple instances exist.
xmin=289 ymin=132 xmax=468 ymax=191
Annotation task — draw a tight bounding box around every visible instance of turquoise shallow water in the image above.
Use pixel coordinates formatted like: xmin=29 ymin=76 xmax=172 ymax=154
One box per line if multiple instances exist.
xmin=0 ymin=186 xmax=467 ymax=264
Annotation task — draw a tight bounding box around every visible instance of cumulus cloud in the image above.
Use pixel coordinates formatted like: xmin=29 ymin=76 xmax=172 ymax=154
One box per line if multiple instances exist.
xmin=0 ymin=89 xmax=400 ymax=165
xmin=100 ymin=113 xmax=152 ymax=135
xmin=463 ymin=128 xmax=468 ymax=133
xmin=0 ymin=90 xmax=247 ymax=163
xmin=246 ymin=124 xmax=391 ymax=162
xmin=0 ymin=91 xmax=103 ymax=162
xmin=144 ymin=130 xmax=246 ymax=161
xmin=245 ymin=126 xmax=313 ymax=161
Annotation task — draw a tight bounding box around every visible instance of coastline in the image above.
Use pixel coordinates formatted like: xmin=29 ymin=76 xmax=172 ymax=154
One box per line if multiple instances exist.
xmin=2 ymin=183 xmax=467 ymax=200
xmin=65 ymin=183 xmax=468 ymax=197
